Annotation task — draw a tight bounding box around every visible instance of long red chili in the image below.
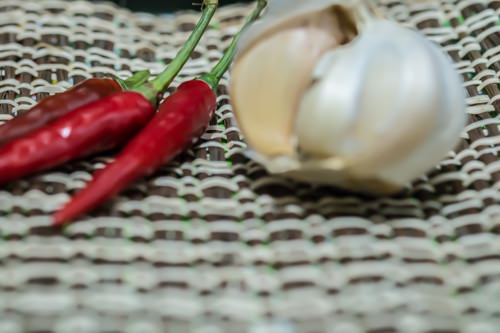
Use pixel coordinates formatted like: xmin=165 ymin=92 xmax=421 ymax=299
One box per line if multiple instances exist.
xmin=53 ymin=0 xmax=267 ymax=226
xmin=0 ymin=69 xmax=152 ymax=148
xmin=53 ymin=81 xmax=216 ymax=225
xmin=0 ymin=92 xmax=155 ymax=186
xmin=0 ymin=0 xmax=219 ymax=187
xmin=0 ymin=78 xmax=121 ymax=147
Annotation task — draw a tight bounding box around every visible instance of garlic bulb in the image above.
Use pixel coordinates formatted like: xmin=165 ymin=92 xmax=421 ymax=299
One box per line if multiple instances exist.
xmin=230 ymin=0 xmax=466 ymax=195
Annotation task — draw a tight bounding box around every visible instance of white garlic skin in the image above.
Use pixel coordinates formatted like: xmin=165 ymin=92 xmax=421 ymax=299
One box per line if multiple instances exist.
xmin=230 ymin=1 xmax=466 ymax=194
xmin=235 ymin=0 xmax=349 ymax=50
xmin=295 ymin=19 xmax=466 ymax=188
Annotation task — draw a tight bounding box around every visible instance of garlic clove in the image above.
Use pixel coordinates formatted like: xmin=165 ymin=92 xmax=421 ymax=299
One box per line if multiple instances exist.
xmin=295 ymin=19 xmax=465 ymax=187
xmin=230 ymin=2 xmax=466 ymax=195
xmin=375 ymin=33 xmax=466 ymax=185
xmin=294 ymin=46 xmax=362 ymax=158
xmin=231 ymin=6 xmax=356 ymax=157
xmin=231 ymin=27 xmax=336 ymax=156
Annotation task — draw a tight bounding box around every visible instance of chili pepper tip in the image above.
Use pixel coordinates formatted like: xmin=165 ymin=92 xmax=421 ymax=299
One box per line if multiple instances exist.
xmin=52 ymin=0 xmax=265 ymax=225
xmin=52 ymin=215 xmax=66 ymax=227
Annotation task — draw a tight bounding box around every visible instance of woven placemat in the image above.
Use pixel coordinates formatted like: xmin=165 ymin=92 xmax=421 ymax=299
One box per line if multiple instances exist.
xmin=0 ymin=0 xmax=500 ymax=332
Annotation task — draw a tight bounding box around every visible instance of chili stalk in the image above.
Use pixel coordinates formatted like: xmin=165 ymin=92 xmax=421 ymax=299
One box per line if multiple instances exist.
xmin=53 ymin=0 xmax=267 ymax=225
xmin=0 ymin=0 xmax=219 ymax=186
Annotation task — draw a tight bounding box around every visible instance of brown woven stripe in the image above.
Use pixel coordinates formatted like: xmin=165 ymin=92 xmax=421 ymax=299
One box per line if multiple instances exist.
xmin=0 ymin=0 xmax=499 ymax=332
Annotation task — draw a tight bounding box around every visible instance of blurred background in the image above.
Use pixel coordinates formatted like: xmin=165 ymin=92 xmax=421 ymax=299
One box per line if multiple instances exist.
xmin=101 ymin=0 xmax=253 ymax=12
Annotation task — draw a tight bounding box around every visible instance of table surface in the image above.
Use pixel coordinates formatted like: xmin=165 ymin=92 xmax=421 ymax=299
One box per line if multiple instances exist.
xmin=0 ymin=0 xmax=499 ymax=332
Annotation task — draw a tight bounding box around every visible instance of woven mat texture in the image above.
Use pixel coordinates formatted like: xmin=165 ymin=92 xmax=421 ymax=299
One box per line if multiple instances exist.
xmin=0 ymin=0 xmax=500 ymax=332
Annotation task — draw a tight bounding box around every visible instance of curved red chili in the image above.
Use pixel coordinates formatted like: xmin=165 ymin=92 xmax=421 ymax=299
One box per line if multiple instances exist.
xmin=0 ymin=91 xmax=155 ymax=186
xmin=0 ymin=78 xmax=121 ymax=147
xmin=0 ymin=68 xmax=152 ymax=148
xmin=53 ymin=81 xmax=216 ymax=225
xmin=53 ymin=0 xmax=266 ymax=226
xmin=0 ymin=0 xmax=219 ymax=186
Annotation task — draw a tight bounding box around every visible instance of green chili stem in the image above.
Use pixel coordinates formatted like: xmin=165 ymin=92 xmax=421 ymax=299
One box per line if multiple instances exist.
xmin=200 ymin=0 xmax=267 ymax=91
xmin=116 ymin=70 xmax=151 ymax=90
xmin=136 ymin=0 xmax=218 ymax=103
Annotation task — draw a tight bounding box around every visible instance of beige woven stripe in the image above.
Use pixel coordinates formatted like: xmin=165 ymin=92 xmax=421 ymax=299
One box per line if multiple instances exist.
xmin=0 ymin=0 xmax=499 ymax=332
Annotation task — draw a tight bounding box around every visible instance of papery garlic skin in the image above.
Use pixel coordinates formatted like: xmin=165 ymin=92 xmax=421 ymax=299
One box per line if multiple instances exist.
xmin=235 ymin=0 xmax=357 ymax=51
xmin=230 ymin=0 xmax=466 ymax=195
xmin=295 ymin=19 xmax=466 ymax=188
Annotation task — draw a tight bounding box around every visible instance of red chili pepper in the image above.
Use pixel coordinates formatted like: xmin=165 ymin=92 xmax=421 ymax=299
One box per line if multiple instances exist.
xmin=53 ymin=0 xmax=267 ymax=226
xmin=0 ymin=78 xmax=121 ymax=147
xmin=0 ymin=70 xmax=151 ymax=148
xmin=0 ymin=91 xmax=155 ymax=186
xmin=53 ymin=80 xmax=216 ymax=225
xmin=0 ymin=0 xmax=219 ymax=188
